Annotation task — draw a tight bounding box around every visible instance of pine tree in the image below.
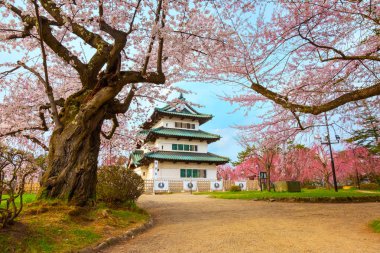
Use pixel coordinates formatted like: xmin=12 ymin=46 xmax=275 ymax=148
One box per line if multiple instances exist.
xmin=346 ymin=107 xmax=380 ymax=154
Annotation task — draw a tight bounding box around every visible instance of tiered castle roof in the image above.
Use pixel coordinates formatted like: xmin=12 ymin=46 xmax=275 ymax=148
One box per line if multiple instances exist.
xmin=130 ymin=94 xmax=229 ymax=167
xmin=141 ymin=94 xmax=213 ymax=129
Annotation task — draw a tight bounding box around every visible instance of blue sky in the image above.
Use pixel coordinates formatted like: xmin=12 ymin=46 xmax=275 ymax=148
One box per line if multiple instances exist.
xmin=168 ymin=82 xmax=259 ymax=162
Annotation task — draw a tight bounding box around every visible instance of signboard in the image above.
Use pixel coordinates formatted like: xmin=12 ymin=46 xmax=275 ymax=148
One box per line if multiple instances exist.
xmin=210 ymin=181 xmax=223 ymax=191
xmin=154 ymin=180 xmax=169 ymax=191
xmin=154 ymin=160 xmax=159 ymax=179
xmin=183 ymin=181 xmax=197 ymax=191
xmin=235 ymin=181 xmax=247 ymax=190
xmin=259 ymin=171 xmax=267 ymax=179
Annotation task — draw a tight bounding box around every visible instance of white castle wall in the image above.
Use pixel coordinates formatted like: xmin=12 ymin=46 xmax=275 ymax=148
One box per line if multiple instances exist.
xmin=154 ymin=137 xmax=208 ymax=153
xmin=152 ymin=117 xmax=200 ymax=130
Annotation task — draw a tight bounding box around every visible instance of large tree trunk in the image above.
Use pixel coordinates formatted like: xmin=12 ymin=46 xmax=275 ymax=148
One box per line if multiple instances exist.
xmin=38 ymin=101 xmax=106 ymax=206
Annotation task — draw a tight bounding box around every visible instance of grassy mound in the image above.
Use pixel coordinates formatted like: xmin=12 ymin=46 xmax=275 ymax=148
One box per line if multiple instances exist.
xmin=0 ymin=196 xmax=149 ymax=253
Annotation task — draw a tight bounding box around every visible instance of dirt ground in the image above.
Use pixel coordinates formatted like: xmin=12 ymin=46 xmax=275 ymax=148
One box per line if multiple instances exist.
xmin=102 ymin=194 xmax=380 ymax=253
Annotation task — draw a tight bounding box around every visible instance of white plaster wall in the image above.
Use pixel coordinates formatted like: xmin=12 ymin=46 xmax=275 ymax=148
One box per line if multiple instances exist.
xmin=154 ymin=137 xmax=208 ymax=153
xmin=133 ymin=165 xmax=150 ymax=179
xmin=152 ymin=117 xmax=200 ymax=130
xmin=142 ymin=161 xmax=218 ymax=180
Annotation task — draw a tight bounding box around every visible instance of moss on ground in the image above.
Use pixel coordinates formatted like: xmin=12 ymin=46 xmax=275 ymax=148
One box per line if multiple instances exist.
xmin=0 ymin=197 xmax=148 ymax=253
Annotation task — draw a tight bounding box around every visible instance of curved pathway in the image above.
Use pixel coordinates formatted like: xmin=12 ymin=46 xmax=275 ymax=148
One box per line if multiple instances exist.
xmin=102 ymin=194 xmax=380 ymax=253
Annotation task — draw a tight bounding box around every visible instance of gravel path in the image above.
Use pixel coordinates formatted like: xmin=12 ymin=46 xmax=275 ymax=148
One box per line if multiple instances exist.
xmin=102 ymin=194 xmax=380 ymax=253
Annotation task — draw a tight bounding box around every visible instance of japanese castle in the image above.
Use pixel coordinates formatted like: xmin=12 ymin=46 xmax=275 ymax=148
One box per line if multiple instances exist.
xmin=129 ymin=94 xmax=229 ymax=180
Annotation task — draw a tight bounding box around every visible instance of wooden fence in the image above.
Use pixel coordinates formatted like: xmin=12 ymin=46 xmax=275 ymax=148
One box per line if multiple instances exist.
xmin=144 ymin=179 xmax=260 ymax=193
xmin=21 ymin=180 xmax=261 ymax=195
xmin=24 ymin=183 xmax=40 ymax=194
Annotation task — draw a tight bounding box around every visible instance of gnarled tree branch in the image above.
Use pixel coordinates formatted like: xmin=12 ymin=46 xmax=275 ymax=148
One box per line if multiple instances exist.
xmin=250 ymin=80 xmax=380 ymax=115
xmin=101 ymin=114 xmax=119 ymax=139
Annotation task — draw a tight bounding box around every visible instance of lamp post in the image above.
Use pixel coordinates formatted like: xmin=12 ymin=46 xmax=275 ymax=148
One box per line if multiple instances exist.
xmin=315 ymin=112 xmax=341 ymax=192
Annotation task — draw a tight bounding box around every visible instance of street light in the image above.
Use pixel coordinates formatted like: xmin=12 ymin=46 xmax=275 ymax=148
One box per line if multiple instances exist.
xmin=315 ymin=112 xmax=340 ymax=192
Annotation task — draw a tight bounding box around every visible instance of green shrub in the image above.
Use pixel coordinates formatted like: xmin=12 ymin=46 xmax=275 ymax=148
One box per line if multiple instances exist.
xmin=230 ymin=185 xmax=241 ymax=192
xmin=97 ymin=166 xmax=144 ymax=204
xmin=360 ymin=183 xmax=380 ymax=191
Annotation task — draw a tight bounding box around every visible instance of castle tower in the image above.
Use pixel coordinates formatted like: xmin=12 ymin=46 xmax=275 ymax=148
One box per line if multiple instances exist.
xmin=129 ymin=94 xmax=229 ymax=179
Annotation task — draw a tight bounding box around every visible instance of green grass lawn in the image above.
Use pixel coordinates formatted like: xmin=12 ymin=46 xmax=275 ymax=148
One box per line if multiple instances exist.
xmin=0 ymin=194 xmax=37 ymax=208
xmin=196 ymin=188 xmax=380 ymax=200
xmin=0 ymin=196 xmax=149 ymax=253
xmin=370 ymin=220 xmax=380 ymax=233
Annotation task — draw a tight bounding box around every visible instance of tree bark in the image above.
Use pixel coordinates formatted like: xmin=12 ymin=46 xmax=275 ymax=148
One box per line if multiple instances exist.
xmin=38 ymin=99 xmax=106 ymax=206
xmin=266 ymin=168 xmax=271 ymax=191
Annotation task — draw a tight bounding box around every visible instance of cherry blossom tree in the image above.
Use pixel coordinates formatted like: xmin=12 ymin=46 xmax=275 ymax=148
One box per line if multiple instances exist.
xmin=234 ymin=158 xmax=257 ymax=180
xmin=1 ymin=1 xmax=378 ymax=206
xmin=0 ymin=0 xmax=241 ymax=206
xmin=335 ymin=146 xmax=380 ymax=186
xmin=276 ymin=145 xmax=311 ymax=182
xmin=197 ymin=0 xmax=380 ymax=143
xmin=0 ymin=144 xmax=40 ymax=227
xmin=217 ymin=164 xmax=236 ymax=181
xmin=246 ymin=140 xmax=280 ymax=191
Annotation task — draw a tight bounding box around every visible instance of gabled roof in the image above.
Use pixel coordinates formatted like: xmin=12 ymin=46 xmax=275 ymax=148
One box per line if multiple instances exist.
xmin=129 ymin=150 xmax=144 ymax=167
xmin=141 ymin=94 xmax=213 ymax=129
xmin=142 ymin=127 xmax=220 ymax=143
xmin=131 ymin=151 xmax=229 ymax=166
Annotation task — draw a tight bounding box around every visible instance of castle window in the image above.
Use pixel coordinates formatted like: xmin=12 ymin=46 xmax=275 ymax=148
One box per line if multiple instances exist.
xmin=180 ymin=169 xmax=207 ymax=178
xmin=174 ymin=122 xmax=196 ymax=129
xmin=172 ymin=144 xmax=198 ymax=152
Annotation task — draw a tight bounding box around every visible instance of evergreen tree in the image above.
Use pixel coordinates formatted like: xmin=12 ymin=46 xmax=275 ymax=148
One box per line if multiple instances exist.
xmin=232 ymin=146 xmax=255 ymax=166
xmin=346 ymin=113 xmax=380 ymax=154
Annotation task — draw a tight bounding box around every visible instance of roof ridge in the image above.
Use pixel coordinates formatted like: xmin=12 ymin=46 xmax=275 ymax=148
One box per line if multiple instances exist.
xmin=156 ymin=107 xmax=212 ymax=116
xmin=206 ymin=152 xmax=230 ymax=160
xmin=149 ymin=127 xmax=221 ymax=138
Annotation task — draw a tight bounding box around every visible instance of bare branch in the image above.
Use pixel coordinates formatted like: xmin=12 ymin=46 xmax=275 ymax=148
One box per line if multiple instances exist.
xmin=109 ymin=85 xmax=137 ymax=114
xmin=298 ymin=23 xmax=380 ymax=62
xmin=0 ymin=105 xmax=49 ymax=139
xmin=157 ymin=6 xmax=165 ymax=74
xmin=17 ymin=59 xmax=62 ymax=130
xmin=0 ymin=1 xmax=85 ymax=72
xmin=33 ymin=0 xmax=62 ymax=129
xmin=142 ymin=0 xmax=163 ymax=75
xmin=21 ymin=134 xmax=49 ymax=151
xmin=101 ymin=115 xmax=119 ymax=139
xmin=249 ymin=80 xmax=380 ymax=115
xmin=0 ymin=66 xmax=20 ymax=80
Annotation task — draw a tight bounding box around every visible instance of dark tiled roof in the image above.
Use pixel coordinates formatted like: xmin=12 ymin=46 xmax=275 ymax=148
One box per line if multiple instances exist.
xmin=144 ymin=151 xmax=229 ymax=164
xmin=141 ymin=94 xmax=212 ymax=129
xmin=155 ymin=107 xmax=212 ymax=118
xmin=130 ymin=150 xmax=144 ymax=167
xmin=146 ymin=127 xmax=220 ymax=141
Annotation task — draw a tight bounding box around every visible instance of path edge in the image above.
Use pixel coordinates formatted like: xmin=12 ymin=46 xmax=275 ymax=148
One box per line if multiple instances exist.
xmin=253 ymin=195 xmax=380 ymax=203
xmin=77 ymin=215 xmax=154 ymax=253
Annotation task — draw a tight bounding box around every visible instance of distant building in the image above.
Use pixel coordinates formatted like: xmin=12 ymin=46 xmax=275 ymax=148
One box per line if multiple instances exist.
xmin=129 ymin=94 xmax=229 ymax=180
